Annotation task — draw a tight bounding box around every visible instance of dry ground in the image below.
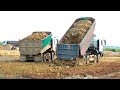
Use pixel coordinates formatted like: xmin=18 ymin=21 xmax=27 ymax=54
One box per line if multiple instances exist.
xmin=0 ymin=50 xmax=120 ymax=79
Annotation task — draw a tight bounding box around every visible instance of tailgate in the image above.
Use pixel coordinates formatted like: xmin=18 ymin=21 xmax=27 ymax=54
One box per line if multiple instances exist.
xmin=19 ymin=40 xmax=42 ymax=55
xmin=57 ymin=44 xmax=79 ymax=60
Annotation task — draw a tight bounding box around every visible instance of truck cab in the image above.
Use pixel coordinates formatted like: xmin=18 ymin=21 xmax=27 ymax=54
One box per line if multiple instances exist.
xmin=88 ymin=37 xmax=106 ymax=57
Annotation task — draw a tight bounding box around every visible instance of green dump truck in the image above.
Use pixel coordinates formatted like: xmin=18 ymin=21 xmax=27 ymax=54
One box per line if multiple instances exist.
xmin=19 ymin=31 xmax=58 ymax=62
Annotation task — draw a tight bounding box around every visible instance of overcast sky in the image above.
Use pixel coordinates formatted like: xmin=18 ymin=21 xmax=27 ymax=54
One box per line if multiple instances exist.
xmin=0 ymin=11 xmax=120 ymax=46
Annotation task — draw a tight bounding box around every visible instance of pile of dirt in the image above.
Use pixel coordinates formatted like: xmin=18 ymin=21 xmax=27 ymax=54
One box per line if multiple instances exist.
xmin=52 ymin=58 xmax=84 ymax=67
xmin=22 ymin=32 xmax=48 ymax=40
xmin=15 ymin=47 xmax=19 ymax=50
xmin=0 ymin=45 xmax=4 ymax=50
xmin=0 ymin=50 xmax=20 ymax=56
xmin=0 ymin=44 xmax=14 ymax=50
xmin=62 ymin=20 xmax=92 ymax=44
xmin=52 ymin=59 xmax=76 ymax=66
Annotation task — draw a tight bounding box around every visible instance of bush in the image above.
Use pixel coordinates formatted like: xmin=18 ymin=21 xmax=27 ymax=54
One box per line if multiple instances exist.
xmin=0 ymin=42 xmax=3 ymax=45
xmin=104 ymin=48 xmax=120 ymax=52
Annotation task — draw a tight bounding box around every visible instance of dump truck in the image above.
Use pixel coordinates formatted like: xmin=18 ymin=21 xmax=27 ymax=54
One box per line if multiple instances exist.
xmin=55 ymin=17 xmax=105 ymax=66
xmin=19 ymin=31 xmax=58 ymax=62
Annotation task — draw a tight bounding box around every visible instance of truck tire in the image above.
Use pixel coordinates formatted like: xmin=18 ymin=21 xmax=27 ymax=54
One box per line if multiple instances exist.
xmin=20 ymin=55 xmax=26 ymax=62
xmin=97 ymin=54 xmax=100 ymax=62
xmin=94 ymin=53 xmax=100 ymax=63
xmin=44 ymin=53 xmax=51 ymax=62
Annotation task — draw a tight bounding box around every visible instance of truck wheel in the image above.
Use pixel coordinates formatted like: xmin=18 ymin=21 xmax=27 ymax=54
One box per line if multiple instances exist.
xmin=20 ymin=55 xmax=26 ymax=62
xmin=97 ymin=54 xmax=100 ymax=62
xmin=44 ymin=53 xmax=51 ymax=62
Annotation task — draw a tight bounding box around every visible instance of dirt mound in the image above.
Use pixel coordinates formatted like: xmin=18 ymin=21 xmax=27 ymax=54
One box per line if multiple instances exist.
xmin=0 ymin=44 xmax=14 ymax=50
xmin=15 ymin=47 xmax=19 ymax=50
xmin=0 ymin=50 xmax=20 ymax=56
xmin=62 ymin=20 xmax=92 ymax=44
xmin=52 ymin=59 xmax=76 ymax=66
xmin=52 ymin=58 xmax=84 ymax=67
xmin=23 ymin=32 xmax=48 ymax=40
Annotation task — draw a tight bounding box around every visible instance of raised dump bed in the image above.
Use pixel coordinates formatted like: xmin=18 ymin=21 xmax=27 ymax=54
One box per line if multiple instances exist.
xmin=57 ymin=17 xmax=96 ymax=60
xmin=19 ymin=32 xmax=52 ymax=55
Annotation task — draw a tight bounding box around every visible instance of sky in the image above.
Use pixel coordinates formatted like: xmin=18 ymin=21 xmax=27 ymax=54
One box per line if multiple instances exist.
xmin=0 ymin=11 xmax=120 ymax=46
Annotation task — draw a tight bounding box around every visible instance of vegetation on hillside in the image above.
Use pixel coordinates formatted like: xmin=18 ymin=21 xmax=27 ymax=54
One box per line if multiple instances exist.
xmin=104 ymin=48 xmax=120 ymax=52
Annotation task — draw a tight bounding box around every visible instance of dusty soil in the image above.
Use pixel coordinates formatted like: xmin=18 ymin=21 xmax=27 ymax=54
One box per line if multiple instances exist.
xmin=0 ymin=50 xmax=120 ymax=79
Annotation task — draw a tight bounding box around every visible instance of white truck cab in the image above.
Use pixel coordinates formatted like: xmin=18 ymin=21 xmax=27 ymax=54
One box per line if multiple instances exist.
xmin=90 ymin=36 xmax=106 ymax=56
